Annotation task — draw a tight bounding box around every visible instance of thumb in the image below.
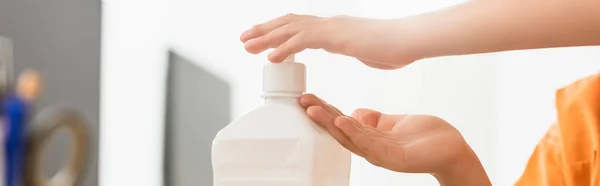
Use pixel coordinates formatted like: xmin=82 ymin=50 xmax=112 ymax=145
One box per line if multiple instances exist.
xmin=334 ymin=116 xmax=390 ymax=167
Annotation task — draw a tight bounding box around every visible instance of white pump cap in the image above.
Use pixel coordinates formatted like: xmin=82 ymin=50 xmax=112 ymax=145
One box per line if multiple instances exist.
xmin=283 ymin=55 xmax=294 ymax=63
xmin=262 ymin=54 xmax=306 ymax=97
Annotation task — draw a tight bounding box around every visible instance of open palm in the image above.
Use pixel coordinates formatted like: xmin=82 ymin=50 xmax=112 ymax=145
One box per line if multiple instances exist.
xmin=299 ymin=94 xmax=478 ymax=175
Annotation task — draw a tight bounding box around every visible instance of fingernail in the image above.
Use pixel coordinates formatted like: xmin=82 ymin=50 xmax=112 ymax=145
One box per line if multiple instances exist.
xmin=241 ymin=29 xmax=251 ymax=37
xmin=335 ymin=122 xmax=343 ymax=128
xmin=267 ymin=52 xmax=280 ymax=63
xmin=334 ymin=117 xmax=345 ymax=128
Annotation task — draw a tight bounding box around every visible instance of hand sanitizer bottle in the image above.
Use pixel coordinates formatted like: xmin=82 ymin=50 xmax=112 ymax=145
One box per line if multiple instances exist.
xmin=212 ymin=54 xmax=351 ymax=186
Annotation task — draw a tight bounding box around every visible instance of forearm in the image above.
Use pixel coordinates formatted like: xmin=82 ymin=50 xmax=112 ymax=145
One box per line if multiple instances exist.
xmin=399 ymin=0 xmax=600 ymax=60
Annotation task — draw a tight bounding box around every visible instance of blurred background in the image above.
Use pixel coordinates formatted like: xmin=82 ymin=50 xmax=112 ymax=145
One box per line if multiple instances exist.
xmin=2 ymin=0 xmax=600 ymax=186
xmin=0 ymin=0 xmax=100 ymax=186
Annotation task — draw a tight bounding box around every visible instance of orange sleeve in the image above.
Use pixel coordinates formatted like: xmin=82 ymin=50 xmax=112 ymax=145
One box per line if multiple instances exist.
xmin=515 ymin=124 xmax=566 ymax=186
xmin=516 ymin=74 xmax=600 ymax=186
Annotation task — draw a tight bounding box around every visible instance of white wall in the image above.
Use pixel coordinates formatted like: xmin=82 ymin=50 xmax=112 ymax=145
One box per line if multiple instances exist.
xmin=101 ymin=0 xmax=600 ymax=185
xmin=100 ymin=0 xmax=167 ymax=186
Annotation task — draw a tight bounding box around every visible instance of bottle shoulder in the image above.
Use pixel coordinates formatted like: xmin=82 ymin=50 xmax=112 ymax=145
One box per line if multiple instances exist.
xmin=214 ymin=103 xmax=326 ymax=139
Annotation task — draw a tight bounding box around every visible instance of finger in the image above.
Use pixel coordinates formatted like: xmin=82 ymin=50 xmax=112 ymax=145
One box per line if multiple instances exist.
xmin=352 ymin=108 xmax=408 ymax=131
xmin=334 ymin=116 xmax=389 ymax=163
xmin=299 ymin=94 xmax=321 ymax=109
xmin=351 ymin=109 xmax=382 ymax=128
xmin=328 ymin=104 xmax=344 ymax=116
xmin=299 ymin=94 xmax=343 ymax=116
xmin=377 ymin=114 xmax=406 ymax=131
xmin=241 ymin=13 xmax=307 ymax=42
xmin=269 ymin=31 xmax=317 ymax=62
xmin=244 ymin=22 xmax=301 ymax=55
xmin=306 ymin=106 xmax=366 ymax=157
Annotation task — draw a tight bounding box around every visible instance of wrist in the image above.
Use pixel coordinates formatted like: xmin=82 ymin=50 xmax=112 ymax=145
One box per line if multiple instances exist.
xmin=431 ymin=145 xmax=491 ymax=186
xmin=391 ymin=17 xmax=428 ymax=63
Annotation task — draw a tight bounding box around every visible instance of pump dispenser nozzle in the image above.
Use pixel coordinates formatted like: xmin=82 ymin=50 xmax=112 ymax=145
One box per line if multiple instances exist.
xmin=262 ymin=54 xmax=306 ymax=97
xmin=283 ymin=55 xmax=295 ymax=63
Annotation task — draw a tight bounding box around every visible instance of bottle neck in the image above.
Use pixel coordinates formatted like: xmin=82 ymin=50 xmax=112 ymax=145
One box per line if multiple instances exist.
xmin=262 ymin=91 xmax=303 ymax=104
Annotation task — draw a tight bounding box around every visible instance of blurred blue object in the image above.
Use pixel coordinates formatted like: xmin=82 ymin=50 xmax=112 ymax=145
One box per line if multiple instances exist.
xmin=3 ymin=92 xmax=30 ymax=186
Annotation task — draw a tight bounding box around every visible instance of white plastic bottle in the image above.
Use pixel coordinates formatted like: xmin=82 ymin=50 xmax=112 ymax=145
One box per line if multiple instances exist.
xmin=211 ymin=55 xmax=351 ymax=186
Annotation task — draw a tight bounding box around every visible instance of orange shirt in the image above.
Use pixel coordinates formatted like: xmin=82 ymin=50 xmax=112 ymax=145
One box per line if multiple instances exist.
xmin=516 ymin=74 xmax=600 ymax=186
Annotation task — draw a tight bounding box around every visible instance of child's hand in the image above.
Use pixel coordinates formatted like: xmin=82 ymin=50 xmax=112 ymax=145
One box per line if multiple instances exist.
xmin=241 ymin=14 xmax=418 ymax=70
xmin=299 ymin=94 xmax=491 ymax=186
